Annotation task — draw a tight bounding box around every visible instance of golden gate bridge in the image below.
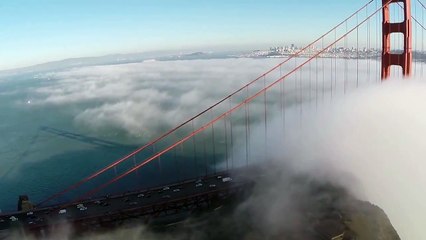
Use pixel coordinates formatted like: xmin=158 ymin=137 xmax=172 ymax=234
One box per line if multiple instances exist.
xmin=1 ymin=0 xmax=425 ymax=236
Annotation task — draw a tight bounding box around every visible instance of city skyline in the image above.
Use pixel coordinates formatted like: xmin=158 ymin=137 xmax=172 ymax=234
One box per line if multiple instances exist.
xmin=0 ymin=0 xmax=372 ymax=71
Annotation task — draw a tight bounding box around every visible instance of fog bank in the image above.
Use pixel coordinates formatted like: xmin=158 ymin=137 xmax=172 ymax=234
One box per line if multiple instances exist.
xmin=267 ymin=78 xmax=426 ymax=239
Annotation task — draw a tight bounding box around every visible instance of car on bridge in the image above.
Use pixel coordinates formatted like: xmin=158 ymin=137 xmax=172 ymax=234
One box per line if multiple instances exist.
xmin=222 ymin=177 xmax=232 ymax=183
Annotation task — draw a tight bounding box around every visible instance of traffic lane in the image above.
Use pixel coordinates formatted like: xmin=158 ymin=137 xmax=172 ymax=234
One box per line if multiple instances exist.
xmin=67 ymin=179 xmax=242 ymax=223
xmin=66 ymin=174 xmax=233 ymax=219
xmin=0 ymin=173 xmax=236 ymax=229
xmin=0 ymin=175 xmax=234 ymax=229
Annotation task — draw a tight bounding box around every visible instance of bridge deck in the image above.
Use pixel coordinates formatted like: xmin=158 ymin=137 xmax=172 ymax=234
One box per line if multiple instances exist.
xmin=0 ymin=171 xmax=252 ymax=235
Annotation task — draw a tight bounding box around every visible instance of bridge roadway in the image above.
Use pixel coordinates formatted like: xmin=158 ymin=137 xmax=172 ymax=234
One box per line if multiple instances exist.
xmin=0 ymin=170 xmax=252 ymax=236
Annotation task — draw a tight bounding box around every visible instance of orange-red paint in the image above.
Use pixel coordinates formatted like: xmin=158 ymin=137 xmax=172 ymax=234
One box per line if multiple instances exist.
xmin=382 ymin=0 xmax=412 ymax=79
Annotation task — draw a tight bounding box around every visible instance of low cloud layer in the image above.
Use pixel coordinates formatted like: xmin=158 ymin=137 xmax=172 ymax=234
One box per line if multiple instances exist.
xmin=29 ymin=57 xmax=379 ymax=143
xmin=31 ymin=59 xmax=284 ymax=140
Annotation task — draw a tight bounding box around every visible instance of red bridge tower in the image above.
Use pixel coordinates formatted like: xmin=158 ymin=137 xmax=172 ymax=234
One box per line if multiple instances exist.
xmin=382 ymin=0 xmax=412 ymax=79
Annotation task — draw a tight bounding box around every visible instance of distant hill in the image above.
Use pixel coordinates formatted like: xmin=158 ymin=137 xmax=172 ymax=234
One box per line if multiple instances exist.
xmin=0 ymin=51 xmax=171 ymax=78
xmin=0 ymin=50 xmax=243 ymax=79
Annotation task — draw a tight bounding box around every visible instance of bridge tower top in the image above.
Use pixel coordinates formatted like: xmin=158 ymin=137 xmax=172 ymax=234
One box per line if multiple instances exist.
xmin=382 ymin=0 xmax=412 ymax=79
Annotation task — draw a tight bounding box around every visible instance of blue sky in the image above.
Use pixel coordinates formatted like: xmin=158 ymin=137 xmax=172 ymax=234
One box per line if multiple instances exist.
xmin=0 ymin=0 xmax=370 ymax=70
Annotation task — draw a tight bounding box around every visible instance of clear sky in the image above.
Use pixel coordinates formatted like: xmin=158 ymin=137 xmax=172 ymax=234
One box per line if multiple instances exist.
xmin=0 ymin=0 xmax=370 ymax=70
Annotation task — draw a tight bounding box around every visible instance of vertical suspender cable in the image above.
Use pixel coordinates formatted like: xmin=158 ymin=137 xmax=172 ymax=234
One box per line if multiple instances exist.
xmin=228 ymin=98 xmax=234 ymax=169
xmin=357 ymin=12 xmax=360 ymax=87
xmin=331 ymin=32 xmax=334 ymax=97
xmin=367 ymin=5 xmax=371 ymax=82
xmin=245 ymin=88 xmax=249 ymax=167
xmin=316 ymin=49 xmax=319 ymax=107
xmin=192 ymin=120 xmax=197 ymax=175
xmin=376 ymin=0 xmax=380 ymax=82
xmin=263 ymin=76 xmax=267 ymax=162
xmin=224 ymin=114 xmax=228 ymax=171
xmin=415 ymin=1 xmax=417 ymax=76
xmin=345 ymin=21 xmax=348 ymax=93
xmin=211 ymin=110 xmax=216 ymax=174
xmin=203 ymin=129 xmax=207 ymax=176
xmin=299 ymin=62 xmax=303 ymax=121
xmin=309 ymin=59 xmax=312 ymax=102
xmin=133 ymin=155 xmax=138 ymax=176
xmin=322 ymin=38 xmax=325 ymax=98
xmin=334 ymin=28 xmax=337 ymax=91
xmin=174 ymin=147 xmax=179 ymax=179
xmin=423 ymin=0 xmax=424 ymax=76
xmin=280 ymin=66 xmax=285 ymax=144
